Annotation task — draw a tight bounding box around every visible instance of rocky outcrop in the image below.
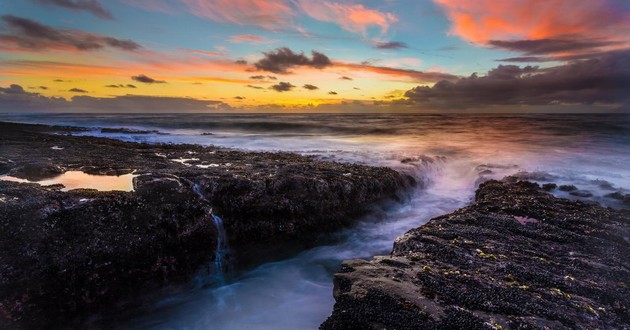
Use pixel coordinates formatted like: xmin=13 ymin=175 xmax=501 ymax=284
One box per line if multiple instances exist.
xmin=322 ymin=179 xmax=630 ymax=330
xmin=0 ymin=122 xmax=413 ymax=328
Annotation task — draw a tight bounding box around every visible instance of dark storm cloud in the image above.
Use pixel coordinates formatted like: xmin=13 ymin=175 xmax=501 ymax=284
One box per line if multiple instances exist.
xmin=404 ymin=50 xmax=630 ymax=109
xmin=131 ymin=74 xmax=166 ymax=84
xmin=488 ymin=38 xmax=620 ymax=55
xmin=0 ymin=84 xmax=231 ymax=112
xmin=33 ymin=0 xmax=113 ymax=20
xmin=303 ymin=84 xmax=318 ymax=90
xmin=254 ymin=47 xmax=332 ymax=74
xmin=0 ymin=15 xmax=141 ymax=51
xmin=374 ymin=41 xmax=407 ymax=50
xmin=69 ymin=88 xmax=87 ymax=93
xmin=269 ymin=82 xmax=295 ymax=92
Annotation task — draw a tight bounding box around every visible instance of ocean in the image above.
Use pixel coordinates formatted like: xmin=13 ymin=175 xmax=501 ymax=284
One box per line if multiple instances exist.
xmin=1 ymin=113 xmax=629 ymax=329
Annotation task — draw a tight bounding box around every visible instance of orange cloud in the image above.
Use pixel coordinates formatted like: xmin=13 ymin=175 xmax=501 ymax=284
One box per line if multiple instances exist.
xmin=298 ymin=1 xmax=397 ymax=35
xmin=434 ymin=0 xmax=630 ymax=46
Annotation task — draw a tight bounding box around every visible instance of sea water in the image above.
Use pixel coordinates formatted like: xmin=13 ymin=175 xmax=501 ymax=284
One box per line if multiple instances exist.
xmin=2 ymin=113 xmax=629 ymax=329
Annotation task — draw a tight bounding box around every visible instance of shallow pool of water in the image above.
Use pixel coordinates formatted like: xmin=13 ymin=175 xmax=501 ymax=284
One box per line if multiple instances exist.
xmin=0 ymin=171 xmax=136 ymax=192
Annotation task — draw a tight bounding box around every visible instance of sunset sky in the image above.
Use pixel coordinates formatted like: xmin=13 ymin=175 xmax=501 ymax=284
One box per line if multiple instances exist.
xmin=1 ymin=0 xmax=629 ymax=113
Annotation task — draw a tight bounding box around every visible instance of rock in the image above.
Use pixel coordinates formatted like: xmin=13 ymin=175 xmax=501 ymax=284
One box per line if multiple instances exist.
xmin=0 ymin=121 xmax=414 ymax=328
xmin=605 ymin=191 xmax=625 ymax=200
xmin=558 ymin=184 xmax=578 ymax=192
xmin=541 ymin=183 xmax=557 ymax=191
xmin=9 ymin=162 xmax=64 ymax=181
xmin=322 ymin=180 xmax=630 ymax=330
xmin=570 ymin=190 xmax=593 ymax=197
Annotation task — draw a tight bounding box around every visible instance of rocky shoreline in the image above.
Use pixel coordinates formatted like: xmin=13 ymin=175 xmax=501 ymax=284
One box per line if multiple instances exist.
xmin=322 ymin=179 xmax=630 ymax=329
xmin=0 ymin=122 xmax=414 ymax=328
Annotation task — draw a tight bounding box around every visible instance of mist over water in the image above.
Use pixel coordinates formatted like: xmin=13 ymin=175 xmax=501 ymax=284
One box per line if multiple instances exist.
xmin=2 ymin=113 xmax=629 ymax=328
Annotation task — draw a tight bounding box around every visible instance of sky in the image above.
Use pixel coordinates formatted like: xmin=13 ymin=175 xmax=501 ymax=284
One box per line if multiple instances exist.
xmin=0 ymin=0 xmax=629 ymax=113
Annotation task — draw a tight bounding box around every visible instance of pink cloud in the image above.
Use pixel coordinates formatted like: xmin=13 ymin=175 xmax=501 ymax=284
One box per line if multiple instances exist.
xmin=120 ymin=0 xmax=181 ymax=14
xmin=229 ymin=34 xmax=272 ymax=44
xmin=297 ymin=1 xmax=397 ymax=35
xmin=434 ymin=0 xmax=630 ymax=44
xmin=178 ymin=0 xmax=295 ymax=30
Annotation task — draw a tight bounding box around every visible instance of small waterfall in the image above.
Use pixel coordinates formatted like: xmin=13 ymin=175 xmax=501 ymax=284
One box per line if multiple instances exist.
xmin=211 ymin=214 xmax=228 ymax=273
xmin=191 ymin=182 xmax=230 ymax=274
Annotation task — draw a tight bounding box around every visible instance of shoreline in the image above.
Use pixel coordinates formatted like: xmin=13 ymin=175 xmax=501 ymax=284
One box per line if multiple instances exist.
xmin=322 ymin=179 xmax=630 ymax=329
xmin=0 ymin=122 xmax=414 ymax=327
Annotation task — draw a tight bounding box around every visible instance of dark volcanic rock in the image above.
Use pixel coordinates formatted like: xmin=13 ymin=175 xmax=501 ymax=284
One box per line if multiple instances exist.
xmin=0 ymin=122 xmax=413 ymax=328
xmin=322 ymin=180 xmax=630 ymax=330
xmin=558 ymin=184 xmax=578 ymax=192
xmin=9 ymin=162 xmax=65 ymax=180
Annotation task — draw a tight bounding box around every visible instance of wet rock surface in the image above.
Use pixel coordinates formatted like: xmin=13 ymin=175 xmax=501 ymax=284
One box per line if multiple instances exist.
xmin=322 ymin=179 xmax=630 ymax=330
xmin=0 ymin=122 xmax=412 ymax=328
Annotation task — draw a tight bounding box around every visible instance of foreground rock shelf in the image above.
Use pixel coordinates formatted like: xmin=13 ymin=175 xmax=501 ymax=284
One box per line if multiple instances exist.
xmin=0 ymin=122 xmax=413 ymax=328
xmin=322 ymin=179 xmax=630 ymax=329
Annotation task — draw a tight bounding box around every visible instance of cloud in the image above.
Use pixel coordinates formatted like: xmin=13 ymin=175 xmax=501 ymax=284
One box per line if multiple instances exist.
xmin=340 ymin=76 xmax=353 ymax=80
xmin=489 ymin=38 xmax=622 ymax=55
xmin=119 ymin=0 xmax=180 ymax=14
xmin=303 ymin=84 xmax=318 ymax=90
xmin=105 ymin=84 xmax=136 ymax=88
xmin=131 ymin=74 xmax=166 ymax=84
xmin=269 ymin=81 xmax=295 ymax=92
xmin=254 ymin=47 xmax=332 ymax=74
xmin=337 ymin=62 xmax=459 ymax=83
xmin=434 ymin=0 xmax=630 ymax=56
xmin=69 ymin=88 xmax=87 ymax=93
xmin=0 ymin=84 xmax=29 ymax=94
xmin=250 ymin=75 xmax=277 ymax=80
xmin=375 ymin=41 xmax=407 ymax=50
xmin=229 ymin=34 xmax=271 ymax=44
xmin=328 ymin=91 xmax=338 ymax=95
xmin=182 ymin=48 xmax=224 ymax=57
xmin=234 ymin=96 xmax=245 ymax=100
xmin=297 ymin=1 xmax=397 ymax=36
xmin=403 ymin=50 xmax=630 ymax=109
xmin=178 ymin=0 xmax=295 ymax=30
xmin=246 ymin=84 xmax=264 ymax=89
xmin=0 ymin=84 xmax=231 ymax=112
xmin=33 ymin=0 xmax=113 ymax=19
xmin=0 ymin=15 xmax=141 ymax=52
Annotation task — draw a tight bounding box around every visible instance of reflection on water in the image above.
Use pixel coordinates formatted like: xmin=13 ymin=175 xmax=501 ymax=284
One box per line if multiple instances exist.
xmin=0 ymin=171 xmax=135 ymax=192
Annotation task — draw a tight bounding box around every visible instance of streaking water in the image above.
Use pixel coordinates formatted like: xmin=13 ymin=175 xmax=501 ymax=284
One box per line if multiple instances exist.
xmin=1 ymin=113 xmax=629 ymax=329
xmin=191 ymin=182 xmax=230 ymax=277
